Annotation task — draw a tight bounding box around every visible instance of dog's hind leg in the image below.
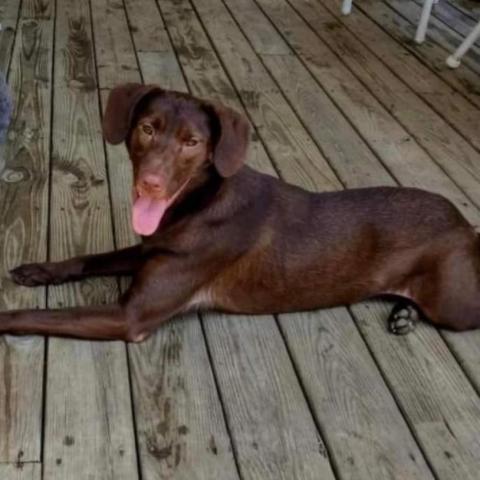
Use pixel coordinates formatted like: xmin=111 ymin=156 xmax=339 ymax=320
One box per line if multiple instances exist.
xmin=411 ymin=242 xmax=480 ymax=332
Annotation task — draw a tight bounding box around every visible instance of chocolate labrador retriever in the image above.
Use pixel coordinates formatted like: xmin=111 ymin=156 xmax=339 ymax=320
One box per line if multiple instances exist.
xmin=2 ymin=83 xmax=480 ymax=341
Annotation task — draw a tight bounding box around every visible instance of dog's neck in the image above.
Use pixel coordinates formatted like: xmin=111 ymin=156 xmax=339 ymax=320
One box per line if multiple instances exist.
xmin=152 ymin=165 xmax=226 ymax=232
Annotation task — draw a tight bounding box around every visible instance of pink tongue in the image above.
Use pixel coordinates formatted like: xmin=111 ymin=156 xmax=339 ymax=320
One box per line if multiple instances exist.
xmin=132 ymin=196 xmax=169 ymax=236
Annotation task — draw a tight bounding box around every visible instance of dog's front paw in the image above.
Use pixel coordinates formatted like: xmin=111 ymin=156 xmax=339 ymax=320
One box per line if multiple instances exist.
xmin=10 ymin=263 xmax=62 ymax=286
xmin=388 ymin=304 xmax=419 ymax=335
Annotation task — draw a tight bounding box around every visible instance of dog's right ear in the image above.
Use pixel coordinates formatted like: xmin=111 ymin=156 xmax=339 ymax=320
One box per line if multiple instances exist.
xmin=103 ymin=83 xmax=163 ymax=145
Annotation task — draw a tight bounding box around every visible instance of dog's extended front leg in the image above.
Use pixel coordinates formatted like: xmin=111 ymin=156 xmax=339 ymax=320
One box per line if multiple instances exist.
xmin=2 ymin=251 xmax=223 ymax=341
xmin=0 ymin=305 xmax=137 ymax=341
xmin=10 ymin=245 xmax=145 ymax=287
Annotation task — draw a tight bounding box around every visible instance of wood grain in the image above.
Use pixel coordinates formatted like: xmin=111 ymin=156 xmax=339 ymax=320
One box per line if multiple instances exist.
xmin=248 ymin=0 xmax=480 ymax=393
xmin=353 ymin=301 xmax=480 ymax=480
xmin=306 ymin=0 xmax=480 ymax=153
xmin=137 ymin=51 xmax=186 ymax=90
xmin=234 ymin=1 xmax=479 ymax=478
xmin=124 ymin=0 xmax=171 ymax=52
xmin=43 ymin=0 xmax=138 ymax=478
xmin=129 ymin=317 xmax=239 ymax=480
xmin=43 ymin=341 xmax=139 ymax=480
xmin=157 ymin=1 xmax=341 ymax=476
xmin=0 ymin=0 xmax=21 ymax=21
xmin=160 ymin=1 xmax=441 ymax=479
xmin=278 ymin=307 xmax=434 ymax=480
xmin=384 ymin=0 xmax=480 ymax=73
xmin=203 ymin=314 xmax=336 ymax=480
xmin=356 ymin=0 xmax=480 ymax=109
xmin=261 ymin=53 xmax=480 ymax=223
xmin=0 ymin=0 xmax=21 ymax=71
xmin=288 ymin=0 xmax=480 ymax=207
xmin=159 ymin=0 xmax=339 ymax=193
xmin=411 ymin=0 xmax=478 ymax=38
xmin=193 ymin=1 xmax=480 ymax=478
xmin=97 ymin=2 xmax=241 ymax=478
xmin=90 ymin=0 xmax=139 ymax=89
xmin=0 ymin=463 xmax=41 ymax=480
xmin=252 ymin=0 xmax=480 ymax=219
xmin=188 ymin=1 xmax=436 ymax=479
xmin=0 ymin=0 xmax=53 ymax=462
xmin=21 ymin=0 xmax=52 ymax=19
xmin=446 ymin=0 xmax=480 ymax=21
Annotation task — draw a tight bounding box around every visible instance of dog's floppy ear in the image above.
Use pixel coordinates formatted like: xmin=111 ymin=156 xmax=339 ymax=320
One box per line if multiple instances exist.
xmin=103 ymin=83 xmax=163 ymax=145
xmin=209 ymin=103 xmax=250 ymax=178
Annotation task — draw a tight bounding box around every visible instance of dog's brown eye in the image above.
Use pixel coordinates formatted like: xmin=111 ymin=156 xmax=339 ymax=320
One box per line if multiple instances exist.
xmin=185 ymin=138 xmax=199 ymax=147
xmin=141 ymin=124 xmax=154 ymax=136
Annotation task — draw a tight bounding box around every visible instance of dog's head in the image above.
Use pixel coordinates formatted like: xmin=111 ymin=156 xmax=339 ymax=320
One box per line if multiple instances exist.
xmin=103 ymin=83 xmax=250 ymax=236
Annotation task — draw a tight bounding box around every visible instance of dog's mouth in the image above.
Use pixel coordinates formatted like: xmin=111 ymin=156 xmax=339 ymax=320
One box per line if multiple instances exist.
xmin=132 ymin=180 xmax=190 ymax=236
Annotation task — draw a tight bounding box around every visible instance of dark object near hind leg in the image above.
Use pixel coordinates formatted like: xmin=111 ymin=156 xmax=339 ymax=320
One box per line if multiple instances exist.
xmin=388 ymin=302 xmax=420 ymax=335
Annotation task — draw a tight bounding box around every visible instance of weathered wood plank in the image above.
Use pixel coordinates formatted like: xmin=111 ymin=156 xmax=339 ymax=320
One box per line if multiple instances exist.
xmin=136 ymin=28 xmax=328 ymax=474
xmin=21 ymin=0 xmax=52 ymax=19
xmin=384 ymin=0 xmax=480 ymax=73
xmin=203 ymin=314 xmax=336 ymax=480
xmin=188 ymin=1 xmax=435 ymax=479
xmin=308 ymin=0 xmax=480 ymax=154
xmin=90 ymin=0 xmax=139 ymax=89
xmin=412 ymin=0 xmax=479 ymax=38
xmin=159 ymin=0 xmax=339 ymax=193
xmin=0 ymin=20 xmax=16 ymax=71
xmin=446 ymin=0 xmax=480 ymax=21
xmin=0 ymin=0 xmax=21 ymax=71
xmin=43 ymin=341 xmax=138 ymax=479
xmin=252 ymin=0 xmax=480 ymax=218
xmin=160 ymin=1 xmax=438 ymax=479
xmin=0 ymin=0 xmax=53 ymax=462
xmin=278 ymin=308 xmax=434 ymax=480
xmin=0 ymin=0 xmax=21 ymax=20
xmin=42 ymin=0 xmax=138 ymax=478
xmin=0 ymin=0 xmax=21 ymax=171
xmin=352 ymin=301 xmax=480 ymax=480
xmin=193 ymin=1 xmax=480 ymax=478
xmin=275 ymin=40 xmax=480 ymax=480
xmin=155 ymin=1 xmax=341 ymax=477
xmin=262 ymin=52 xmax=478 ymax=223
xmin=129 ymin=316 xmax=239 ymax=479
xmin=356 ymin=0 xmax=480 ymax=108
xmin=96 ymin=2 xmax=240 ymax=478
xmin=137 ymin=51 xmax=186 ymax=90
xmin=0 ymin=463 xmax=41 ymax=480
xmin=124 ymin=0 xmax=171 ymax=52
xmin=249 ymin=0 xmax=480 ymax=395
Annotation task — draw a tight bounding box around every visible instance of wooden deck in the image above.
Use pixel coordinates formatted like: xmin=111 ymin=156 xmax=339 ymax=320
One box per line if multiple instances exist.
xmin=1 ymin=0 xmax=480 ymax=478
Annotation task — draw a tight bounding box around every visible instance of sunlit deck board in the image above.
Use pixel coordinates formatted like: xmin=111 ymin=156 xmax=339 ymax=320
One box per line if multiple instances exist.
xmin=0 ymin=0 xmax=52 ymax=466
xmin=91 ymin=1 xmax=240 ymax=477
xmin=41 ymin=0 xmax=138 ymax=478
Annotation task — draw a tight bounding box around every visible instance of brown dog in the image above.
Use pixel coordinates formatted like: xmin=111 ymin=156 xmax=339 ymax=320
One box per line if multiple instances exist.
xmin=2 ymin=83 xmax=480 ymax=341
